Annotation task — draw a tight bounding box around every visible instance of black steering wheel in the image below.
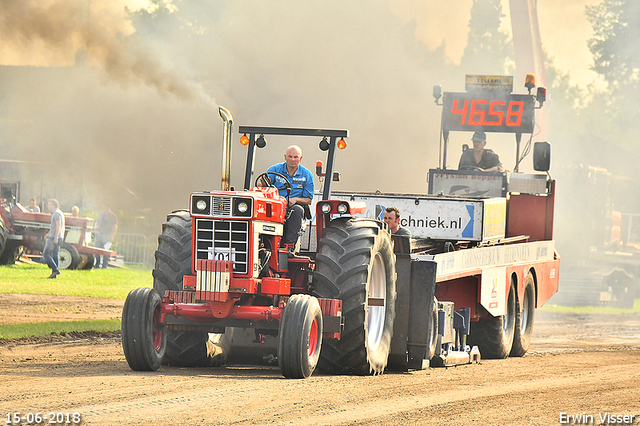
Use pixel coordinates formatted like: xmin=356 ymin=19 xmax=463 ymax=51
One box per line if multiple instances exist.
xmin=255 ymin=171 xmax=292 ymax=193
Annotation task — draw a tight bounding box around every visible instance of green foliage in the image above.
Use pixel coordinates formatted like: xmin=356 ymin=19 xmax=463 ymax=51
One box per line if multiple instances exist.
xmin=0 ymin=263 xmax=152 ymax=299
xmin=460 ymin=0 xmax=514 ymax=75
xmin=0 ymin=319 xmax=121 ymax=340
xmin=541 ymin=298 xmax=640 ymax=315
xmin=585 ymin=0 xmax=640 ymax=148
xmin=588 ymin=0 xmax=640 ymax=90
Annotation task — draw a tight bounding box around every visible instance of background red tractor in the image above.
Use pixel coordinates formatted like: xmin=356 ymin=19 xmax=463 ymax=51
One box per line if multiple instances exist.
xmin=0 ymin=199 xmax=115 ymax=269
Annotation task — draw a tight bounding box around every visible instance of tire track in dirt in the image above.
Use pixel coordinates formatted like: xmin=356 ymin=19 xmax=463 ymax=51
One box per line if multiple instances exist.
xmin=39 ymin=350 xmax=638 ymax=425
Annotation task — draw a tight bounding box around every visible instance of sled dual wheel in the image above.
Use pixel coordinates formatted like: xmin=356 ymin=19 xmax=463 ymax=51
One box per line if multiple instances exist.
xmin=278 ymin=294 xmax=323 ymax=379
xmin=59 ymin=243 xmax=80 ymax=270
xmin=314 ymin=218 xmax=396 ymax=375
xmin=468 ymin=280 xmax=516 ymax=359
xmin=426 ymin=297 xmax=439 ymax=361
xmin=122 ymin=287 xmax=166 ymax=371
xmin=511 ymin=272 xmax=536 ymax=357
xmin=153 ymin=210 xmax=233 ymax=367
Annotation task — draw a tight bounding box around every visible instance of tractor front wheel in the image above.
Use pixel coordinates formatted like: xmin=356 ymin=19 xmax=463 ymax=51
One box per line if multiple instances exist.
xmin=154 ymin=210 xmax=233 ymax=367
xmin=278 ymin=294 xmax=323 ymax=379
xmin=121 ymin=287 xmax=166 ymax=371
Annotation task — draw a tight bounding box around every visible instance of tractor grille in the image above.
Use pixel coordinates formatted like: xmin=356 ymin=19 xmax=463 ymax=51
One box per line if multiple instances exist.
xmin=212 ymin=196 xmax=232 ymax=216
xmin=195 ymin=219 xmax=249 ymax=274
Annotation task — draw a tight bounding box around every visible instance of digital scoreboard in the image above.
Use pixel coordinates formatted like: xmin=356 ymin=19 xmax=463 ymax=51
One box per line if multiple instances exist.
xmin=441 ymin=92 xmax=535 ymax=134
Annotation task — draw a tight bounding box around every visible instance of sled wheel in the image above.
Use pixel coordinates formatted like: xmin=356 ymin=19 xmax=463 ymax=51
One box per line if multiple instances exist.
xmin=426 ymin=297 xmax=439 ymax=360
xmin=468 ymin=280 xmax=516 ymax=359
xmin=278 ymin=294 xmax=323 ymax=379
xmin=122 ymin=287 xmax=166 ymax=371
xmin=510 ymin=272 xmax=536 ymax=357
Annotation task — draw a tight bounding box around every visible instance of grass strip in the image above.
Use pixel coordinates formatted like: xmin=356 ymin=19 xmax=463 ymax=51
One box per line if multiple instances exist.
xmin=540 ymin=298 xmax=640 ymax=314
xmin=0 ymin=318 xmax=121 ymax=340
xmin=0 ymin=263 xmax=152 ymax=299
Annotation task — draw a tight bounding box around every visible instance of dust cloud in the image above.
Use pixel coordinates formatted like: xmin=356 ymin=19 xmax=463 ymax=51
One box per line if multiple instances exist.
xmin=0 ymin=0 xmax=470 ymax=233
xmin=0 ymin=0 xmax=214 ymax=104
xmin=1 ymin=0 xmax=628 ymax=248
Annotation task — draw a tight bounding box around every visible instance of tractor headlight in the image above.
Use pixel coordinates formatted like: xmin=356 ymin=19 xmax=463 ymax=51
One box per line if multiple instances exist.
xmin=336 ymin=203 xmax=348 ymax=214
xmin=320 ymin=203 xmax=332 ymax=214
xmin=233 ymin=197 xmax=252 ymax=217
xmin=191 ymin=196 xmax=210 ymax=215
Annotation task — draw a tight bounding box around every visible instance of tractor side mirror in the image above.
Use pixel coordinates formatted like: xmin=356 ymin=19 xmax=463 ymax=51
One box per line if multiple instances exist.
xmin=533 ymin=142 xmax=551 ymax=172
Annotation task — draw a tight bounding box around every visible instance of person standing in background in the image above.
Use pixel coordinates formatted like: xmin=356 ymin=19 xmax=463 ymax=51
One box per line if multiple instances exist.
xmin=94 ymin=203 xmax=118 ymax=269
xmin=27 ymin=198 xmax=40 ymax=213
xmin=43 ymin=199 xmax=64 ymax=279
xmin=71 ymin=206 xmax=80 ymax=217
xmin=383 ymin=206 xmax=411 ymax=237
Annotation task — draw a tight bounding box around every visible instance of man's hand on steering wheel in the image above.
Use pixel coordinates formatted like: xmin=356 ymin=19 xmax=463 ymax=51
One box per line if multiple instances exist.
xmin=255 ymin=171 xmax=292 ymax=194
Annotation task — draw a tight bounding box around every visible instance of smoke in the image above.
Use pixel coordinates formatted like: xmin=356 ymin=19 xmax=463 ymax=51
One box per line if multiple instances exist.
xmin=0 ymin=0 xmax=215 ymax=105
xmin=2 ymin=0 xmax=600 ymax=239
xmin=0 ymin=0 xmax=471 ymax=233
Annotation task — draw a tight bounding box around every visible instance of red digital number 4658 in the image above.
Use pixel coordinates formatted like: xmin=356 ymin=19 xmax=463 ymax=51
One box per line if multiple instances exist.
xmin=451 ymin=99 xmax=524 ymax=127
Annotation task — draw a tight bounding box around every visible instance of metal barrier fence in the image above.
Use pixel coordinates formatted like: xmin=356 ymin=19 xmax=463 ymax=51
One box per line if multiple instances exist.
xmin=113 ymin=233 xmax=156 ymax=267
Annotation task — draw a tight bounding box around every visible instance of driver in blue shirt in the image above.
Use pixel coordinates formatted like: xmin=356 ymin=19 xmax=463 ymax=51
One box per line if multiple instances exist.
xmin=265 ymin=145 xmax=314 ymax=247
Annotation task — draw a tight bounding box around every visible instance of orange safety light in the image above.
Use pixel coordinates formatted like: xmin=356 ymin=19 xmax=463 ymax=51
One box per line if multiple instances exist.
xmin=525 ymin=74 xmax=536 ymax=93
xmin=240 ymin=135 xmax=250 ymax=145
xmin=525 ymin=74 xmax=535 ymax=86
xmin=337 ymin=139 xmax=347 ymax=149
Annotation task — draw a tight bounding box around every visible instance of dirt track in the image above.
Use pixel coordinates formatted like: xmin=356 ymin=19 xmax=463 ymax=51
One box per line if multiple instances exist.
xmin=1 ymin=295 xmax=639 ymax=425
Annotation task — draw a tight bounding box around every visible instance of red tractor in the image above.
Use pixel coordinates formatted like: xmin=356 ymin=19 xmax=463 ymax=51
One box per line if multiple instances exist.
xmin=122 ymin=108 xmax=413 ymax=378
xmin=0 ymin=200 xmax=115 ymax=269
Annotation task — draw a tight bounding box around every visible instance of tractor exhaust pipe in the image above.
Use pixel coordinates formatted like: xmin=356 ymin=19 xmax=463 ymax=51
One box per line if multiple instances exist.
xmin=219 ymin=106 xmax=233 ymax=191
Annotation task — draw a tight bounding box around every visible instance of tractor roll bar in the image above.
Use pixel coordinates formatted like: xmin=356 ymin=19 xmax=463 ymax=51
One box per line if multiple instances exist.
xmin=238 ymin=126 xmax=349 ymax=201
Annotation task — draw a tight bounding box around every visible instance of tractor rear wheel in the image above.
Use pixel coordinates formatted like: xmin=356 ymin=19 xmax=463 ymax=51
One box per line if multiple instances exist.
xmin=59 ymin=243 xmax=80 ymax=270
xmin=0 ymin=217 xmax=9 ymax=264
xmin=278 ymin=294 xmax=323 ymax=379
xmin=0 ymin=241 xmax=23 ymax=266
xmin=468 ymin=281 xmax=516 ymax=359
xmin=314 ymin=218 xmax=396 ymax=375
xmin=153 ymin=210 xmax=233 ymax=367
xmin=510 ymin=272 xmax=536 ymax=357
xmin=122 ymin=287 xmax=166 ymax=371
